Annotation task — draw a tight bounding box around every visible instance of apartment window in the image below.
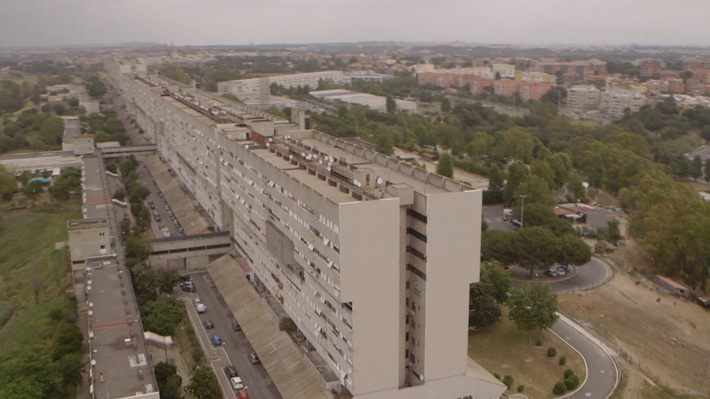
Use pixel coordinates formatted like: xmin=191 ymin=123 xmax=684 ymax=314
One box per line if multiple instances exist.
xmin=406 ymin=246 xmax=426 ymax=262
xmin=407 ymin=209 xmax=428 ymax=223
xmin=406 ymin=227 xmax=427 ymax=243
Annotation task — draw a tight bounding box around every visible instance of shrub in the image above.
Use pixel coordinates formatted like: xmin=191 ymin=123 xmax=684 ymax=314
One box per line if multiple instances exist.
xmin=564 ymin=369 xmax=575 ymax=379
xmin=547 ymin=347 xmax=557 ymax=357
xmin=553 ymin=381 xmax=568 ymax=395
xmin=564 ymin=374 xmax=580 ymax=390
xmin=559 ymin=356 xmax=567 ymax=365
xmin=503 ymin=375 xmax=513 ymax=389
xmin=517 ymin=385 xmax=525 ymax=393
xmin=535 ymin=338 xmax=543 ymax=346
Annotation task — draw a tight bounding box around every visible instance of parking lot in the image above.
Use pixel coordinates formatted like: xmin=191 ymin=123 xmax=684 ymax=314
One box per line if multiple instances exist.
xmin=180 ymin=273 xmax=282 ymax=399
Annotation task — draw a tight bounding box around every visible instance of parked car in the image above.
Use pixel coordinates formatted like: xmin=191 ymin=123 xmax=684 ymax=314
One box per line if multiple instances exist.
xmin=224 ymin=365 xmax=238 ymax=378
xmin=204 ymin=319 xmax=214 ymax=329
xmin=546 ymin=267 xmax=559 ymax=277
xmin=231 ymin=320 xmax=241 ymax=331
xmin=211 ymin=335 xmax=223 ymax=346
xmin=236 ymin=388 xmax=250 ymax=399
xmin=230 ymin=376 xmax=245 ymax=390
xmin=180 ymin=281 xmax=196 ymax=293
xmin=248 ymin=352 xmax=260 ymax=365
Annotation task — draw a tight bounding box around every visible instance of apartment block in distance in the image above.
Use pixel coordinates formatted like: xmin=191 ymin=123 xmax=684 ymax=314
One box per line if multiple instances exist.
xmin=108 ymin=60 xmax=505 ymax=399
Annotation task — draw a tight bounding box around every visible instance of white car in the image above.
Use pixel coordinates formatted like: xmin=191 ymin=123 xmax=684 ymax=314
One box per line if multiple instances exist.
xmin=230 ymin=376 xmax=245 ymax=390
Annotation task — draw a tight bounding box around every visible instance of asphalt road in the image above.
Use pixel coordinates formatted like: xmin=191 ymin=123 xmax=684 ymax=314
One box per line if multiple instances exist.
xmin=482 ymin=205 xmax=619 ymax=398
xmin=551 ymin=315 xmax=618 ymax=399
xmin=183 ymin=272 xmax=282 ymax=399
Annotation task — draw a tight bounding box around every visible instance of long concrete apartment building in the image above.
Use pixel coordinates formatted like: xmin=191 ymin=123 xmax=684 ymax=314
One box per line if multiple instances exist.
xmin=107 ymin=60 xmax=504 ymax=399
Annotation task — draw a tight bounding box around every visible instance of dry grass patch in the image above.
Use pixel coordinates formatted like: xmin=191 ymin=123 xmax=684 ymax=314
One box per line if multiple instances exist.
xmin=559 ymin=261 xmax=710 ymax=398
xmin=468 ymin=310 xmax=586 ymax=398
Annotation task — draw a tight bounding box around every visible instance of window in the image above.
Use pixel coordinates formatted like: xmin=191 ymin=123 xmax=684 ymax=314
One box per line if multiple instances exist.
xmin=407 ymin=209 xmax=428 ymax=223
xmin=406 ymin=227 xmax=427 ymax=243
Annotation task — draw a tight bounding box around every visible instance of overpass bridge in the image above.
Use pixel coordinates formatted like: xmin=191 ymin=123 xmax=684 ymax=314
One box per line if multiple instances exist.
xmin=149 ymin=231 xmax=232 ymax=268
xmin=99 ymin=145 xmax=158 ymax=158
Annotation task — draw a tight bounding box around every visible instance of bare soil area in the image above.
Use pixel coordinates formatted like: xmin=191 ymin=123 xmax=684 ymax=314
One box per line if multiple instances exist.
xmin=559 ymin=243 xmax=710 ymax=398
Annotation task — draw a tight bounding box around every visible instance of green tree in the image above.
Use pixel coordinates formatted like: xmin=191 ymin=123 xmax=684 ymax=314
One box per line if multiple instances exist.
xmin=154 ymin=361 xmax=182 ymax=399
xmin=0 ymin=165 xmax=17 ymax=200
xmin=512 ymin=226 xmax=559 ymax=277
xmin=40 ymin=117 xmax=64 ymax=146
xmin=386 ymin=95 xmax=397 ymax=113
xmin=556 ymin=234 xmax=592 ymax=266
xmin=469 ymin=284 xmax=501 ymax=328
xmin=156 ymin=268 xmax=180 ymax=294
xmin=0 ymin=80 xmax=24 ymax=114
xmin=125 ymin=235 xmax=151 ymax=262
xmin=22 ymin=180 xmax=44 ymax=197
xmin=187 ymin=365 xmax=221 ymax=399
xmin=141 ymin=297 xmax=183 ymax=336
xmin=436 ymin=153 xmax=454 ymax=178
xmin=481 ymin=229 xmax=515 ymax=264
xmin=705 ymin=158 xmax=710 ymax=182
xmin=504 ymin=161 xmax=529 ymax=205
xmin=690 ymin=155 xmax=703 ymax=179
xmin=480 ymin=261 xmax=513 ymax=304
xmin=375 ymin=132 xmax=394 ymax=155
xmin=508 ymin=283 xmax=559 ymax=339
xmin=440 ymin=98 xmax=452 ymax=112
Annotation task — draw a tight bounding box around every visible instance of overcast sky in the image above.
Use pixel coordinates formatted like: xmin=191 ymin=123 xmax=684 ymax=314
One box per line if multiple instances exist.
xmin=1 ymin=0 xmax=708 ymax=48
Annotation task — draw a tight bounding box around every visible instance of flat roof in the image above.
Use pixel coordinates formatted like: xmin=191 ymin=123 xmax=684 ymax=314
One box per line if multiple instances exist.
xmin=86 ymin=259 xmax=157 ymax=399
xmin=83 ymin=156 xmax=112 ymax=220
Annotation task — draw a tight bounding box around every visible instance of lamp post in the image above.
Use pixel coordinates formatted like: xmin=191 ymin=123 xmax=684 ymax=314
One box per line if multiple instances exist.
xmin=519 ymin=194 xmax=527 ymax=229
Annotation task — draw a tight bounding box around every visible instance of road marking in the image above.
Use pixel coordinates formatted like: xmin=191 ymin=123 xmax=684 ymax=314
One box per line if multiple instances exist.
xmin=586 ymin=393 xmax=592 ymax=397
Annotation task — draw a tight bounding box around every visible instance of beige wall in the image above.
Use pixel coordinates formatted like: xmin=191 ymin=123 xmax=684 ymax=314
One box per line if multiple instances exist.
xmin=423 ymin=190 xmax=481 ymax=380
xmin=340 ymin=199 xmax=401 ymax=395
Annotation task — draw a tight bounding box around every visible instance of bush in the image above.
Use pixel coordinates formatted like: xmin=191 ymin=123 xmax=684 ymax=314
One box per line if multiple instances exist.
xmin=564 ymin=374 xmax=580 ymax=390
xmin=559 ymin=356 xmax=567 ymax=366
xmin=502 ymin=375 xmax=513 ymax=389
xmin=517 ymin=384 xmax=525 ymax=393
xmin=547 ymin=347 xmax=557 ymax=357
xmin=564 ymin=369 xmax=575 ymax=379
xmin=535 ymin=338 xmax=543 ymax=346
xmin=553 ymin=381 xmax=568 ymax=395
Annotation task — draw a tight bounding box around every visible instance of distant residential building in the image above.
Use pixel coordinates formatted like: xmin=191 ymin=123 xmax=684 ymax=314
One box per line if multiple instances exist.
xmin=599 ymin=88 xmax=645 ymax=118
xmin=644 ymin=79 xmax=670 ymax=95
xmin=668 ymin=79 xmax=686 ymax=94
xmin=639 ymin=59 xmax=663 ymax=78
xmin=515 ymin=71 xmax=555 ymax=84
xmin=492 ymin=64 xmax=516 ymax=78
xmin=567 ymin=85 xmax=601 ymax=113
xmin=218 ymin=71 xmax=346 ymax=105
xmin=416 ymin=65 xmax=551 ymax=100
xmin=534 ymin=59 xmax=607 ymax=81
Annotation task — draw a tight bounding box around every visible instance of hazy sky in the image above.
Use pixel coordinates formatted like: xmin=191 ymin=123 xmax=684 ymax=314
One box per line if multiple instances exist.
xmin=1 ymin=0 xmax=709 ymax=47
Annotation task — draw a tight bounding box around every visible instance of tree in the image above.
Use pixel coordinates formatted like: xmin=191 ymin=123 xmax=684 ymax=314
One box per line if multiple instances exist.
xmin=187 ymin=365 xmax=221 ymax=399
xmin=141 ymin=297 xmax=183 ymax=336
xmin=155 ymin=268 xmax=180 ymax=294
xmin=508 ymin=283 xmax=559 ymax=339
xmin=512 ymin=226 xmax=559 ymax=277
xmin=125 ymin=235 xmax=151 ymax=262
xmin=480 ymin=261 xmax=513 ymax=304
xmin=0 ymin=80 xmax=24 ymax=114
xmin=436 ymin=153 xmax=454 ymax=178
xmin=0 ymin=165 xmax=18 ymax=200
xmin=154 ymin=362 xmax=182 ymax=399
xmin=386 ymin=95 xmax=397 ymax=114
xmin=705 ymin=158 xmax=710 ymax=182
xmin=22 ymin=180 xmax=44 ymax=197
xmin=598 ymin=219 xmax=622 ymax=245
xmin=481 ymin=229 xmax=515 ymax=264
xmin=440 ymin=98 xmax=452 ymax=112
xmin=690 ymin=155 xmax=703 ymax=179
xmin=469 ymin=284 xmax=501 ymax=328
xmin=556 ymin=234 xmax=592 ymax=266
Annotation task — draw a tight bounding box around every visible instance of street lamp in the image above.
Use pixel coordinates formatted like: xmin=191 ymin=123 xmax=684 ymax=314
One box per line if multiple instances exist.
xmin=519 ymin=194 xmax=527 ymax=229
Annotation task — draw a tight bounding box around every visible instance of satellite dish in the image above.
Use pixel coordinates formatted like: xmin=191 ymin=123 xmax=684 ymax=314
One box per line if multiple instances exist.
xmin=327 ymin=166 xmax=331 ymax=172
xmin=289 ymin=155 xmax=293 ymax=160
xmin=376 ymin=177 xmax=384 ymax=185
xmin=301 ymin=152 xmax=306 ymax=158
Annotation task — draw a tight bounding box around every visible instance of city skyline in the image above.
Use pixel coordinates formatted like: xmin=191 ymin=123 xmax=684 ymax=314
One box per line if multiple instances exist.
xmin=1 ymin=0 xmax=709 ymax=48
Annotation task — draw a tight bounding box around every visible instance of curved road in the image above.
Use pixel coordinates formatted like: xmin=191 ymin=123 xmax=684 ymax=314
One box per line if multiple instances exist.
xmin=505 ymin=255 xmax=619 ymax=398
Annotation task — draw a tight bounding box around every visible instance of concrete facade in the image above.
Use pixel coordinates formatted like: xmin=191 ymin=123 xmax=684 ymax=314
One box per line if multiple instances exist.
xmin=108 ymin=60 xmax=505 ymax=399
xmin=218 ymin=71 xmax=345 ymax=105
xmin=567 ymin=85 xmax=601 ymax=114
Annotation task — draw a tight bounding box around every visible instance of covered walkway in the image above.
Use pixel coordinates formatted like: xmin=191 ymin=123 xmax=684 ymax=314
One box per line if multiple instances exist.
xmin=207 ymin=254 xmax=333 ymax=399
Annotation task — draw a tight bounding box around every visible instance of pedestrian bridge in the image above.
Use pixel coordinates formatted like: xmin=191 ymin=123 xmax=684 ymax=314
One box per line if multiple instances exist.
xmin=149 ymin=231 xmax=232 ymax=261
xmin=99 ymin=145 xmax=158 ymax=158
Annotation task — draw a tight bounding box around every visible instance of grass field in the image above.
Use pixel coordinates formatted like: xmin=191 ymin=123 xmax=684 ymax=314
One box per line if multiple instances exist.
xmin=0 ymin=198 xmax=82 ymax=359
xmin=468 ymin=309 xmax=586 ymax=399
